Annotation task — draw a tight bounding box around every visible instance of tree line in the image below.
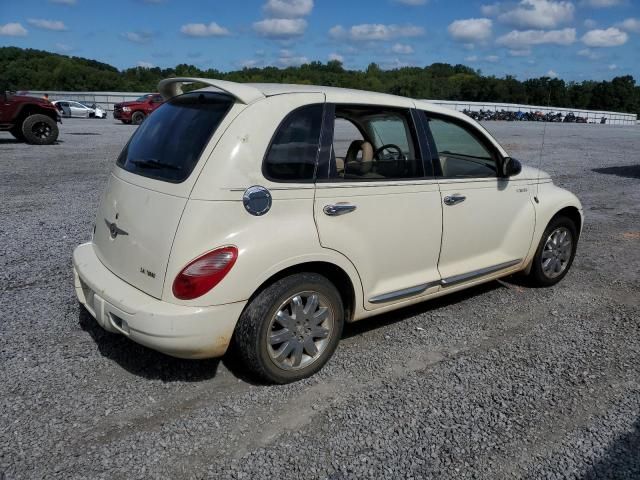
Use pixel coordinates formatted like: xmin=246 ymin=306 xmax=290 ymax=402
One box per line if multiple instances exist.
xmin=1 ymin=46 xmax=638 ymax=115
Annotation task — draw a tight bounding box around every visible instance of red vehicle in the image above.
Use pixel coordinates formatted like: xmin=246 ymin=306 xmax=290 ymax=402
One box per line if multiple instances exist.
xmin=113 ymin=93 xmax=164 ymax=125
xmin=0 ymin=91 xmax=60 ymax=145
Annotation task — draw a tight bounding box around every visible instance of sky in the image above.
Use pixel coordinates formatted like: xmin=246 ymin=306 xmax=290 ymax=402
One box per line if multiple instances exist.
xmin=1 ymin=0 xmax=639 ymax=81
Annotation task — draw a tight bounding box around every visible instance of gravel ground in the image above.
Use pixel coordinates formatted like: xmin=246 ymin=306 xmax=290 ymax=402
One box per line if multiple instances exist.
xmin=1 ymin=118 xmax=639 ymax=480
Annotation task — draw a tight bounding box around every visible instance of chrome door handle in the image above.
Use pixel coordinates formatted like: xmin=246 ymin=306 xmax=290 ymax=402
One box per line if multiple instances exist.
xmin=443 ymin=194 xmax=466 ymax=206
xmin=323 ymin=203 xmax=357 ymax=216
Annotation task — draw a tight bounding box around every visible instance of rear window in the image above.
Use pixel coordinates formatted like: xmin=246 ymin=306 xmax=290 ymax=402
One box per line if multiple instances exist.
xmin=117 ymin=92 xmax=233 ymax=183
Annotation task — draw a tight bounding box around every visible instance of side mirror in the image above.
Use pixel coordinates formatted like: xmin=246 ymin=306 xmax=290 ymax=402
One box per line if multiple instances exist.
xmin=502 ymin=157 xmax=522 ymax=177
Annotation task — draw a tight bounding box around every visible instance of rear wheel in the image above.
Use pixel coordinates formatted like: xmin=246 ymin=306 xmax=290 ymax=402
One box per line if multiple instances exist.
xmin=233 ymin=273 xmax=344 ymax=384
xmin=21 ymin=114 xmax=59 ymax=145
xmin=528 ymin=215 xmax=578 ymax=287
xmin=131 ymin=111 xmax=146 ymax=125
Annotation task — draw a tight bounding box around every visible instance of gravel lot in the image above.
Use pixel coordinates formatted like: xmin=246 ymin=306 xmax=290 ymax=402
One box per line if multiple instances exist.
xmin=1 ymin=118 xmax=639 ymax=480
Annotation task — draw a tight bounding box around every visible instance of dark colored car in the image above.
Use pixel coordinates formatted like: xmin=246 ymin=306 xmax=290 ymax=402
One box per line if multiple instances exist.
xmin=113 ymin=93 xmax=164 ymax=125
xmin=0 ymin=91 xmax=60 ymax=145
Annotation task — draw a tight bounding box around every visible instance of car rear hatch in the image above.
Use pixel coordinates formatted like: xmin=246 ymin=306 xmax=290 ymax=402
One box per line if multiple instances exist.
xmin=92 ymin=90 xmax=237 ymax=299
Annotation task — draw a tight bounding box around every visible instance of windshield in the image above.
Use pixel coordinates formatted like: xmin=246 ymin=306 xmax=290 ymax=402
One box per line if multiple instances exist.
xmin=117 ymin=91 xmax=233 ymax=183
xmin=136 ymin=95 xmax=151 ymax=101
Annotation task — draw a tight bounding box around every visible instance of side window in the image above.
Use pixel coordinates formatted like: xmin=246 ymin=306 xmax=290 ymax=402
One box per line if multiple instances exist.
xmin=152 ymin=95 xmax=163 ymax=103
xmin=333 ymin=118 xmax=364 ymax=174
xmin=264 ymin=104 xmax=324 ymax=182
xmin=426 ymin=116 xmax=498 ymax=178
xmin=331 ymin=106 xmax=424 ymax=181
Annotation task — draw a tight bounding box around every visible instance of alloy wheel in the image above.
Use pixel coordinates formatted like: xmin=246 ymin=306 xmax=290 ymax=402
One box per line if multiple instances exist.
xmin=541 ymin=226 xmax=573 ymax=279
xmin=267 ymin=291 xmax=334 ymax=370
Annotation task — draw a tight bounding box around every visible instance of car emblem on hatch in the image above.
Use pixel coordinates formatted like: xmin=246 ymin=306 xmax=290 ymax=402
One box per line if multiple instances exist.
xmin=105 ymin=219 xmax=129 ymax=239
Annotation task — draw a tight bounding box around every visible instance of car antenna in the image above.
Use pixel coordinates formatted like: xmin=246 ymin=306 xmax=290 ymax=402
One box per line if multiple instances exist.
xmin=535 ymin=86 xmax=552 ymax=204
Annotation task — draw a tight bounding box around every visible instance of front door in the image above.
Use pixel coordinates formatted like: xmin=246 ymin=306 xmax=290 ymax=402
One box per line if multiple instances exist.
xmin=423 ymin=112 xmax=535 ymax=284
xmin=314 ymin=104 xmax=442 ymax=310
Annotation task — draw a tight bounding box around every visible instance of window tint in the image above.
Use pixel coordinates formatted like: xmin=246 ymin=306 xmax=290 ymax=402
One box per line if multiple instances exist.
xmin=333 ymin=118 xmax=364 ymax=173
xmin=331 ymin=106 xmax=423 ymax=181
xmin=117 ymin=92 xmax=232 ymax=183
xmin=427 ymin=116 xmax=497 ymax=178
xmin=263 ymin=104 xmax=323 ymax=181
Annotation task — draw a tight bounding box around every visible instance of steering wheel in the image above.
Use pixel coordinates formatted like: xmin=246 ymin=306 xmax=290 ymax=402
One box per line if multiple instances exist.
xmin=373 ymin=144 xmax=404 ymax=161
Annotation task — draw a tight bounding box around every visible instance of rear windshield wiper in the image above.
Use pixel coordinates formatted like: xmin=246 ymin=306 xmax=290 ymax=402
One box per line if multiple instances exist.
xmin=129 ymin=159 xmax=181 ymax=171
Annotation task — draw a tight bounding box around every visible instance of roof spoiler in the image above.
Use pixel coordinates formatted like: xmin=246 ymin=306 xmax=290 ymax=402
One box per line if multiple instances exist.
xmin=158 ymin=77 xmax=264 ymax=105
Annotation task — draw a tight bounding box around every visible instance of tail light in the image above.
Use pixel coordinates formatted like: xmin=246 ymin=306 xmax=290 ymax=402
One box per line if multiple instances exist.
xmin=172 ymin=246 xmax=238 ymax=300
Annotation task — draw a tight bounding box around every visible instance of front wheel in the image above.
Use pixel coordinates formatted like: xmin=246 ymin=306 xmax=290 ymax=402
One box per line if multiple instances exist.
xmin=21 ymin=114 xmax=59 ymax=145
xmin=233 ymin=273 xmax=344 ymax=384
xmin=528 ymin=216 xmax=578 ymax=287
xmin=131 ymin=111 xmax=146 ymax=125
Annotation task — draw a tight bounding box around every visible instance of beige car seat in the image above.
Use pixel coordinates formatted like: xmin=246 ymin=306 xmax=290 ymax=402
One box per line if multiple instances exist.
xmin=344 ymin=140 xmax=374 ymax=177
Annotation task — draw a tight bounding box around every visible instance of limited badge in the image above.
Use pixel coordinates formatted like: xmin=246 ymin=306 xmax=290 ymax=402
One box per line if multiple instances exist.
xmin=242 ymin=186 xmax=272 ymax=216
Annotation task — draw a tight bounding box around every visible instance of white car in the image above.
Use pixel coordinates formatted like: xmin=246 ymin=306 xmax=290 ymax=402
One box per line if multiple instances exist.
xmin=73 ymin=77 xmax=583 ymax=383
xmin=53 ymin=100 xmax=106 ymax=119
xmin=79 ymin=102 xmax=108 ymax=119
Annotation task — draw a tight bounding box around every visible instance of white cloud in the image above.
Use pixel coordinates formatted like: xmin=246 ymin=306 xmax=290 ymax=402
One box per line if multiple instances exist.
xmin=496 ymin=28 xmax=576 ymax=47
xmin=49 ymin=0 xmax=76 ymax=4
xmin=581 ymin=27 xmax=628 ymax=47
xmin=547 ymin=69 xmax=558 ymax=77
xmin=391 ymin=43 xmax=414 ymax=54
xmin=27 ymin=18 xmax=67 ymax=31
xmin=0 ymin=23 xmax=28 ymax=36
xmin=278 ymin=49 xmax=309 ymax=66
xmin=121 ymin=31 xmax=153 ymax=43
xmin=608 ymin=63 xmax=618 ymax=70
xmin=54 ymin=42 xmax=73 ymax=52
xmin=448 ymin=18 xmax=493 ymax=43
xmin=481 ymin=3 xmax=501 ymax=16
xmin=578 ymin=48 xmax=601 ymax=59
xmin=580 ymin=0 xmax=624 ymax=7
xmin=329 ymin=23 xmax=424 ymax=41
xmin=254 ymin=18 xmax=307 ymax=38
xmin=137 ymin=61 xmax=155 ymax=68
xmin=465 ymin=55 xmax=479 ymax=62
xmin=509 ymin=48 xmax=532 ymax=56
xmin=498 ymin=0 xmax=574 ymax=29
xmin=328 ymin=52 xmax=344 ymax=62
xmin=263 ymin=0 xmax=313 ymax=18
xmin=617 ymin=18 xmax=640 ymax=33
xmin=395 ymin=0 xmax=428 ymax=5
xmin=240 ymin=59 xmax=263 ymax=68
xmin=584 ymin=18 xmax=598 ymax=28
xmin=180 ymin=22 xmax=230 ymax=37
xmin=485 ymin=55 xmax=500 ymax=62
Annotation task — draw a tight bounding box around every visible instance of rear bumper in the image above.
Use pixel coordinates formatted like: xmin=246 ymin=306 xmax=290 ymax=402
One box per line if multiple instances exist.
xmin=73 ymin=243 xmax=246 ymax=359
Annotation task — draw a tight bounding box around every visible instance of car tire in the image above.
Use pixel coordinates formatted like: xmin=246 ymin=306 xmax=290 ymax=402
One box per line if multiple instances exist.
xmin=528 ymin=215 xmax=578 ymax=287
xmin=21 ymin=114 xmax=59 ymax=145
xmin=9 ymin=126 xmax=25 ymax=141
xmin=233 ymin=273 xmax=344 ymax=384
xmin=131 ymin=111 xmax=146 ymax=125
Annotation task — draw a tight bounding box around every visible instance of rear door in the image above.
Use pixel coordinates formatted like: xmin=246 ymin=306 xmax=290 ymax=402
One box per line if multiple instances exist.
xmin=314 ymin=103 xmax=442 ymax=310
xmin=92 ymin=91 xmax=236 ymax=298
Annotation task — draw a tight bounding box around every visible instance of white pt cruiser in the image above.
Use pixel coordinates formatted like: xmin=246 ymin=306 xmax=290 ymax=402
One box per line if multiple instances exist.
xmin=73 ymin=78 xmax=583 ymax=383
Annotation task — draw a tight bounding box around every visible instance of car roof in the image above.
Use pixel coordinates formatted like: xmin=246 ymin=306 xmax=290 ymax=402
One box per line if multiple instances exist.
xmin=159 ymin=77 xmax=474 ymax=121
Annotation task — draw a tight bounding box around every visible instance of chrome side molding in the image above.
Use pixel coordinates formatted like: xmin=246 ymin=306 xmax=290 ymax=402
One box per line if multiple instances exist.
xmin=369 ymin=259 xmax=522 ymax=304
xmin=440 ymin=259 xmax=522 ymax=287
xmin=369 ymin=281 xmax=440 ymax=304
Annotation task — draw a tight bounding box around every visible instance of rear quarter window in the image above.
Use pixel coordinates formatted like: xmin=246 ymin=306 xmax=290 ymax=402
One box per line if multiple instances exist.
xmin=117 ymin=92 xmax=233 ymax=183
xmin=263 ymin=104 xmax=324 ymax=182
